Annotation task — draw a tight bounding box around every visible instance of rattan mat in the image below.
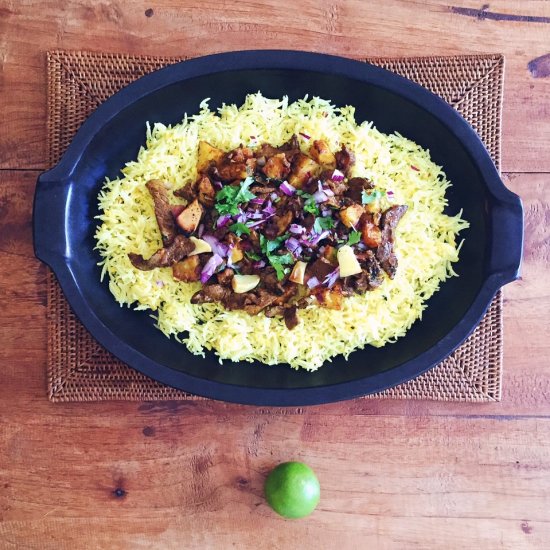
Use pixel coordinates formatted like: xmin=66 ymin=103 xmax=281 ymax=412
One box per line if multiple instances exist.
xmin=46 ymin=51 xmax=504 ymax=402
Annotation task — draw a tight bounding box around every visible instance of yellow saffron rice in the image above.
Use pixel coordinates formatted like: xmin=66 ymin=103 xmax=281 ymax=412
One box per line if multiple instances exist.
xmin=95 ymin=93 xmax=469 ymax=370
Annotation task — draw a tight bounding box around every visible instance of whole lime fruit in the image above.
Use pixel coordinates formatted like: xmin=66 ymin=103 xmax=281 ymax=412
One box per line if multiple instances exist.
xmin=264 ymin=461 xmax=320 ymax=519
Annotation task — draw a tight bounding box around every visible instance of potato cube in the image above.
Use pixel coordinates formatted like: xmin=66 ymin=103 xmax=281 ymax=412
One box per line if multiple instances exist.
xmin=172 ymin=255 xmax=201 ymax=282
xmin=262 ymin=153 xmax=290 ymax=180
xmin=309 ymin=140 xmax=336 ymax=169
xmin=197 ymin=141 xmax=224 ymax=174
xmin=315 ymin=285 xmax=343 ymax=310
xmin=361 ymin=222 xmax=382 ymax=248
xmin=197 ymin=176 xmax=216 ymax=207
xmin=288 ymin=153 xmax=320 ymax=188
xmin=321 ymin=245 xmax=338 ymax=265
xmin=339 ymin=204 xmax=364 ymax=228
xmin=176 ymin=199 xmax=203 ymax=234
xmin=337 ymin=245 xmax=362 ymax=277
xmin=230 ymin=243 xmax=244 ymax=264
xmin=217 ymin=162 xmax=248 ymax=182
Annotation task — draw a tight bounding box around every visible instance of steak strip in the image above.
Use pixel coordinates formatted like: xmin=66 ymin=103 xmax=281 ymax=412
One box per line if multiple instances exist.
xmin=128 ymin=235 xmax=195 ymax=270
xmin=146 ymin=179 xmax=178 ymax=246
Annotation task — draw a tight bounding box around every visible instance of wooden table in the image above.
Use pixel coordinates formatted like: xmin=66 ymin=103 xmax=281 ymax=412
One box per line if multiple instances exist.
xmin=1 ymin=2 xmax=549 ymax=548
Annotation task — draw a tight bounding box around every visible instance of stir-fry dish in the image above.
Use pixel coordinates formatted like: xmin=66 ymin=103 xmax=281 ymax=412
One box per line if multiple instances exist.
xmin=128 ymin=137 xmax=407 ymax=330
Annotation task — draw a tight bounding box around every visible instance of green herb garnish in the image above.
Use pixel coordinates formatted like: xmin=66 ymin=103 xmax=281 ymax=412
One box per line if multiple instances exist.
xmin=304 ymin=200 xmax=319 ymax=216
xmin=260 ymin=233 xmax=289 ymax=255
xmin=245 ymin=251 xmax=261 ymax=261
xmin=228 ymin=222 xmax=251 ymax=237
xmin=215 ymin=177 xmax=256 ymax=215
xmin=361 ymin=189 xmax=383 ymax=205
xmin=268 ymin=253 xmax=294 ymax=280
xmin=259 ymin=235 xmax=294 ymax=280
xmin=347 ymin=230 xmax=361 ymax=246
xmin=296 ymin=190 xmax=320 ymax=216
xmin=313 ymin=216 xmax=334 ymax=234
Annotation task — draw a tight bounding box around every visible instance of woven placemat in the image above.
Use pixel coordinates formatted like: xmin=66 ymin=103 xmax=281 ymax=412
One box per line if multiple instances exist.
xmin=46 ymin=50 xmax=504 ymax=402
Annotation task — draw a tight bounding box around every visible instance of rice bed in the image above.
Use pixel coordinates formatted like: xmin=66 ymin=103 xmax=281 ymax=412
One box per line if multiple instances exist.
xmin=95 ymin=94 xmax=468 ymax=371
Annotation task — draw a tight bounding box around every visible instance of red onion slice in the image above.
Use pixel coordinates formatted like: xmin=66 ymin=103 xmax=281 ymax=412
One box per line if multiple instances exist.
xmin=216 ymin=214 xmax=231 ymax=228
xmin=331 ymin=169 xmax=345 ymax=182
xmin=323 ymin=267 xmax=340 ymax=288
xmin=247 ymin=216 xmax=273 ymax=229
xmin=202 ymin=235 xmax=229 ymax=258
xmin=200 ymin=254 xmax=223 ymax=283
xmin=309 ymin=230 xmax=330 ymax=246
xmin=279 ymin=181 xmax=296 ymax=196
xmin=263 ymin=200 xmax=276 ymax=216
xmin=285 ymin=237 xmax=303 ymax=257
xmin=289 ymin=223 xmax=306 ymax=235
xmin=313 ymin=189 xmax=328 ymax=204
xmin=235 ymin=209 xmax=248 ymax=224
xmin=307 ymin=276 xmax=320 ymax=289
xmin=248 ymin=210 xmax=264 ymax=220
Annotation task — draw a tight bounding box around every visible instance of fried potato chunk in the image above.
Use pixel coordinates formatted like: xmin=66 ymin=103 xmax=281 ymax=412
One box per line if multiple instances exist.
xmin=288 ymin=153 xmax=320 ymax=188
xmin=197 ymin=141 xmax=224 ymax=174
xmin=176 ymin=199 xmax=203 ymax=234
xmin=309 ymin=140 xmax=336 ymax=169
xmin=172 ymin=255 xmax=201 ymax=282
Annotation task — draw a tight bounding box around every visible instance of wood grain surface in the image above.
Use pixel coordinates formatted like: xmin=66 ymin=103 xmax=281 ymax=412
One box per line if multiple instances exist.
xmin=1 ymin=1 xmax=549 ymax=548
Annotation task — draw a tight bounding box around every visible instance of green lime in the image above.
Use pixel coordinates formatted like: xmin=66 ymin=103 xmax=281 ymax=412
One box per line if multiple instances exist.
xmin=264 ymin=461 xmax=320 ymax=519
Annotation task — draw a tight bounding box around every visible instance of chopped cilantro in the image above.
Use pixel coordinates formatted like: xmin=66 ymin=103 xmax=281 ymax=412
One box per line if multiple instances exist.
xmin=258 ymin=234 xmax=294 ymax=280
xmin=269 ymin=252 xmax=294 ymax=265
xmin=313 ymin=216 xmax=334 ymax=233
xmin=304 ymin=199 xmax=320 ymax=216
xmin=215 ymin=177 xmax=256 ymax=215
xmin=296 ymin=190 xmax=319 ymax=215
xmin=228 ymin=222 xmax=251 ymax=237
xmin=234 ymin=176 xmax=256 ymax=203
xmin=361 ymin=189 xmax=383 ymax=205
xmin=275 ymin=252 xmax=293 ymax=264
xmin=215 ymin=188 xmax=239 ymax=216
xmin=271 ymin=263 xmax=285 ymax=279
xmin=268 ymin=253 xmax=294 ymax=280
xmin=245 ymin=251 xmax=261 ymax=261
xmin=260 ymin=233 xmax=289 ymax=255
xmin=259 ymin=234 xmax=269 ymax=254
xmin=347 ymin=230 xmax=361 ymax=246
xmin=266 ymin=239 xmax=282 ymax=254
